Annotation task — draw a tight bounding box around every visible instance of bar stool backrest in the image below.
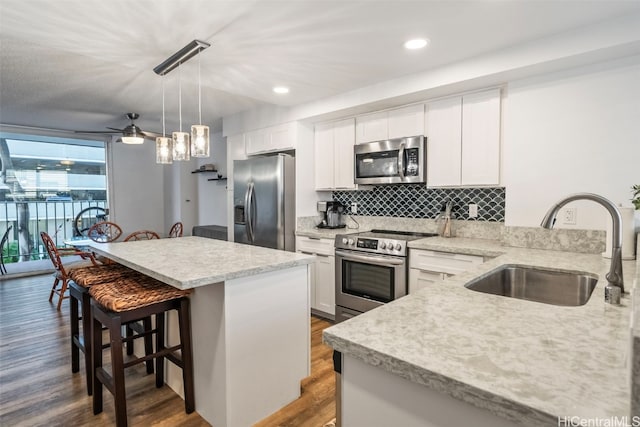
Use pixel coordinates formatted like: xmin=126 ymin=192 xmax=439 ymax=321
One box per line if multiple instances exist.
xmin=168 ymin=222 xmax=183 ymax=238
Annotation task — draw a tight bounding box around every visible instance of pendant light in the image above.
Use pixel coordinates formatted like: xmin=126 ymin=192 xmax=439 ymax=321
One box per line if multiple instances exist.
xmin=191 ymin=53 xmax=210 ymax=157
xmin=156 ymin=76 xmax=173 ymax=164
xmin=172 ymin=63 xmax=190 ymax=161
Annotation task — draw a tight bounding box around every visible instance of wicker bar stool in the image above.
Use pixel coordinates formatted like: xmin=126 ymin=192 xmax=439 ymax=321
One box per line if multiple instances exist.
xmin=90 ymin=276 xmax=194 ymax=427
xmin=68 ymin=264 xmax=152 ymax=395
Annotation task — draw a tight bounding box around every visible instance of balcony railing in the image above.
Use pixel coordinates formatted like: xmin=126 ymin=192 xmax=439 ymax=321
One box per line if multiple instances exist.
xmin=0 ymin=200 xmax=107 ymax=266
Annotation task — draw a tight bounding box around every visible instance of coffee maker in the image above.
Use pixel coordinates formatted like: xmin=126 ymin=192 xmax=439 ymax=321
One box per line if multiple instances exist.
xmin=317 ymin=201 xmax=346 ymax=229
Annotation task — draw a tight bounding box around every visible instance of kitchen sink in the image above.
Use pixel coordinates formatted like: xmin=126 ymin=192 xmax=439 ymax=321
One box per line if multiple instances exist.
xmin=465 ymin=264 xmax=598 ymax=306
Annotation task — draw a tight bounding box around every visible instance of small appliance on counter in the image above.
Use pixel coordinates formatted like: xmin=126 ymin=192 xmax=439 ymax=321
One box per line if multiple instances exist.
xmin=317 ymin=201 xmax=346 ymax=229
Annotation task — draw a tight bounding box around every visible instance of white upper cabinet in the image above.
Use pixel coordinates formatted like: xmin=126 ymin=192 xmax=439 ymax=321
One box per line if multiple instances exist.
xmin=461 ymin=90 xmax=501 ymax=186
xmin=388 ymin=104 xmax=425 ymax=139
xmin=356 ymin=111 xmax=387 ymax=144
xmin=315 ymin=119 xmax=356 ymax=190
xmin=426 ymin=97 xmax=463 ymax=187
xmin=245 ymin=122 xmax=297 ymax=155
xmin=426 ymin=89 xmax=501 ymax=187
xmin=356 ymin=104 xmax=425 ymax=144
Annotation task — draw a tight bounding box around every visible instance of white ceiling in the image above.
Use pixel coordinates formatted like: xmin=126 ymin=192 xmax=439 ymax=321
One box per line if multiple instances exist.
xmin=1 ymin=0 xmax=639 ymax=137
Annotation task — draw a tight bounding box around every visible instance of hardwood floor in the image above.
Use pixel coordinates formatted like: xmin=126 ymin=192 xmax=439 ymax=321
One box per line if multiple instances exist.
xmin=0 ymin=274 xmax=336 ymax=426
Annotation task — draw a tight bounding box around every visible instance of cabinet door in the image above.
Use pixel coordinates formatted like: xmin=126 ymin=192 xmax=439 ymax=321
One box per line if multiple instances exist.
xmin=269 ymin=122 xmax=296 ymax=152
xmin=226 ymin=133 xmax=246 ymax=191
xmin=409 ymin=268 xmax=444 ymax=294
xmin=314 ymin=122 xmax=335 ymax=190
xmin=426 ymin=97 xmax=462 ymax=187
xmin=461 ymin=89 xmax=501 ymax=186
xmin=245 ymin=129 xmax=267 ymax=155
xmin=333 ymin=119 xmax=356 ymax=189
xmin=388 ymin=104 xmax=425 ymax=139
xmin=356 ymin=111 xmax=388 ymax=144
xmin=315 ymin=254 xmax=335 ymax=315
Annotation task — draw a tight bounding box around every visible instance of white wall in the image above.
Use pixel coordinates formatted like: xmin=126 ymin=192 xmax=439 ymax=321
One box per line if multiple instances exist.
xmin=503 ymin=56 xmax=640 ymax=229
xmin=196 ymin=131 xmax=228 ymax=226
xmin=108 ymin=141 xmax=165 ymax=236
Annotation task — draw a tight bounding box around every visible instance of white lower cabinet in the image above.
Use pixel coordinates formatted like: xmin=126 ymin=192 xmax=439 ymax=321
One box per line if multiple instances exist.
xmin=296 ymin=236 xmax=335 ymax=317
xmin=409 ymin=249 xmax=483 ymax=294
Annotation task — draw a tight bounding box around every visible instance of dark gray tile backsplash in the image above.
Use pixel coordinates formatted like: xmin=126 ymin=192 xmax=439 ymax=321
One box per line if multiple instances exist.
xmin=332 ymin=185 xmax=505 ymax=222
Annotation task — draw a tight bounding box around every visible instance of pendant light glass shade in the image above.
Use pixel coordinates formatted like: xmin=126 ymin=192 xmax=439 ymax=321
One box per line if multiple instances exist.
xmin=172 ymin=131 xmax=190 ymax=161
xmin=156 ymin=75 xmax=173 ymax=164
xmin=191 ymin=125 xmax=209 ymax=157
xmin=190 ymin=52 xmax=210 ymax=158
xmin=156 ymin=137 xmax=173 ymax=164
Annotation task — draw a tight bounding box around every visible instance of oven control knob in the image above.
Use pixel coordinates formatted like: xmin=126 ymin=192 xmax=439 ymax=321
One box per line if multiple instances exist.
xmin=348 ymin=239 xmax=355 ymax=246
xmin=379 ymin=241 xmax=386 ymax=249
xmin=342 ymin=238 xmax=348 ymax=245
xmin=395 ymin=243 xmax=402 ymax=251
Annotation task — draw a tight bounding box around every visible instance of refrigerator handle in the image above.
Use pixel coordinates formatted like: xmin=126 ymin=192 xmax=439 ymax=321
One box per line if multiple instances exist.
xmin=244 ymin=182 xmax=255 ymax=243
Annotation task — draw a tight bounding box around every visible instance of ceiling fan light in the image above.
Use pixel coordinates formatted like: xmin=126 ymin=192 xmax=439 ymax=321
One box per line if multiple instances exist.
xmin=172 ymin=131 xmax=191 ymax=161
xmin=156 ymin=137 xmax=173 ymax=164
xmin=190 ymin=125 xmax=210 ymax=157
xmin=121 ymin=136 xmax=144 ymax=144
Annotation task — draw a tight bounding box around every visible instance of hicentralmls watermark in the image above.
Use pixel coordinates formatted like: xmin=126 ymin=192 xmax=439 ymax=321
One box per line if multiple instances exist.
xmin=558 ymin=416 xmax=640 ymax=427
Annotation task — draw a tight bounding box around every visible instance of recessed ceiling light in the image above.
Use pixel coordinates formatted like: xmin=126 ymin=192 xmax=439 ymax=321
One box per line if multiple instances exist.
xmin=273 ymin=86 xmax=289 ymax=94
xmin=404 ymin=38 xmax=429 ymax=50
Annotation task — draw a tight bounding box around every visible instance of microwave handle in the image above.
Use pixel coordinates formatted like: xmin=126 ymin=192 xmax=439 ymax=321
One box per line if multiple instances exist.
xmin=397 ymin=141 xmax=406 ymax=180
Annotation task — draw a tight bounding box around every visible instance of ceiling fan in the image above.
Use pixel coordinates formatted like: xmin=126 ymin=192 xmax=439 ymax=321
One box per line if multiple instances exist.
xmin=76 ymin=113 xmax=162 ymax=144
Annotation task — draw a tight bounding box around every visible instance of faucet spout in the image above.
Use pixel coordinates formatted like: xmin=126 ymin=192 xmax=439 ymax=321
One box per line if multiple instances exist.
xmin=540 ymin=193 xmax=624 ymax=297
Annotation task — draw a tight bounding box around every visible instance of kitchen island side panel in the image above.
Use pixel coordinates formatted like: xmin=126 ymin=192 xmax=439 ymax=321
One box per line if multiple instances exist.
xmin=166 ymin=265 xmax=311 ymax=427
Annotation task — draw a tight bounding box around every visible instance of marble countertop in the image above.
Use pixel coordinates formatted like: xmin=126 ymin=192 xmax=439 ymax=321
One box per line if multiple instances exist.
xmin=295 ymin=227 xmax=363 ymax=239
xmin=324 ymin=237 xmax=639 ymax=426
xmin=87 ymin=236 xmax=315 ymax=290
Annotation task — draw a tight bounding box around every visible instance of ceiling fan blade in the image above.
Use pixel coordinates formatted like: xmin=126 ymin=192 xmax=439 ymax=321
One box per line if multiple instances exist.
xmin=106 ymin=127 xmax=125 ymax=132
xmin=141 ymin=130 xmax=163 ymax=139
xmin=74 ymin=130 xmax=116 ymax=134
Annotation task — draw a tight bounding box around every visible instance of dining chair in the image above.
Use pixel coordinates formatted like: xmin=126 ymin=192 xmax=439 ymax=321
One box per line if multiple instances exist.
xmin=87 ymin=221 xmax=123 ymax=243
xmin=0 ymin=225 xmax=12 ymax=275
xmin=40 ymin=231 xmax=99 ymax=310
xmin=168 ymin=221 xmax=183 ymax=238
xmin=123 ymin=230 xmax=161 ymax=242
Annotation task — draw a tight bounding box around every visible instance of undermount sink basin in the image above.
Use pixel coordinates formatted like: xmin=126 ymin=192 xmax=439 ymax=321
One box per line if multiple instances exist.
xmin=465 ymin=264 xmax=598 ymax=306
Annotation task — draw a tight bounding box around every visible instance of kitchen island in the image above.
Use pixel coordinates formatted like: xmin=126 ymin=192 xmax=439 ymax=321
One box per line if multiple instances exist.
xmin=324 ymin=236 xmax=639 ymax=427
xmin=88 ymin=236 xmax=315 ymax=427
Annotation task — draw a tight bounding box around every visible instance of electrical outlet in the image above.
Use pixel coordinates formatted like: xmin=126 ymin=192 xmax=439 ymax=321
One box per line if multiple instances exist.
xmin=468 ymin=203 xmax=478 ymax=219
xmin=562 ymin=207 xmax=577 ymax=225
xmin=351 ymin=202 xmax=358 ymax=214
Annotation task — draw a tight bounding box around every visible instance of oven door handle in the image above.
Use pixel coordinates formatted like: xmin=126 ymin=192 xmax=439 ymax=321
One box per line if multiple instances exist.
xmin=335 ymin=250 xmax=405 ymax=266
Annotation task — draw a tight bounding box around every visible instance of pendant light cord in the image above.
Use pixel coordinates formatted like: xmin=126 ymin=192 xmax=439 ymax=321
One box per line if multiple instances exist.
xmin=178 ymin=62 xmax=183 ymax=132
xmin=198 ymin=53 xmax=202 ymax=125
xmin=161 ymin=76 xmax=166 ymax=137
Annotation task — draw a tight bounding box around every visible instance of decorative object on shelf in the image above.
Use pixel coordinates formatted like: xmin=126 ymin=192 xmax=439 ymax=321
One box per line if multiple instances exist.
xmin=632 ymin=184 xmax=640 ymax=210
xmin=191 ymin=52 xmax=210 ymax=158
xmin=156 ymin=75 xmax=173 ymax=164
xmin=153 ymin=39 xmax=210 ymax=163
xmin=208 ymin=174 xmax=227 ymax=181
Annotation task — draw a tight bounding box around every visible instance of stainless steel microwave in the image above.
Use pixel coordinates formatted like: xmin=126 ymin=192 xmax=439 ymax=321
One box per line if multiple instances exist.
xmin=354 ymin=135 xmax=426 ymax=185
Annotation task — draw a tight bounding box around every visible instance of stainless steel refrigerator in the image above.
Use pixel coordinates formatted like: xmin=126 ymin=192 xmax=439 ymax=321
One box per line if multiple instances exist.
xmin=233 ymin=154 xmax=295 ymax=251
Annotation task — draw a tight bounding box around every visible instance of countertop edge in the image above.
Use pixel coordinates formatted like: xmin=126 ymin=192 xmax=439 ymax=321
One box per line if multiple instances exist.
xmin=324 ymin=332 xmax=556 ymax=427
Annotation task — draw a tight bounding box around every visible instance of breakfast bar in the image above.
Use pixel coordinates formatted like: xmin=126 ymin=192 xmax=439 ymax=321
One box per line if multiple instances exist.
xmin=87 ymin=236 xmax=315 ymax=427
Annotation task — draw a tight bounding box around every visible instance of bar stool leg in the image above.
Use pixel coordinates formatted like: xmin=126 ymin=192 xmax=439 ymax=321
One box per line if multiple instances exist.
xmin=92 ymin=305 xmax=103 ymax=416
xmin=81 ymin=290 xmax=93 ymax=395
xmin=142 ymin=317 xmax=154 ymax=374
xmin=155 ymin=312 xmax=165 ymax=388
xmin=178 ymin=298 xmax=195 ymax=413
xmin=70 ymin=293 xmax=80 ymax=374
xmin=108 ymin=314 xmax=128 ymax=427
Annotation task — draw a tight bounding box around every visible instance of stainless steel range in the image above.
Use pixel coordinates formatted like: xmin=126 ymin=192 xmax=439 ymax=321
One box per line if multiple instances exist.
xmin=334 ymin=229 xmax=438 ymax=323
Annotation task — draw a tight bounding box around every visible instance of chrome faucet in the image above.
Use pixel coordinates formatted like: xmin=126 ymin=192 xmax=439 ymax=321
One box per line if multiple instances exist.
xmin=540 ymin=193 xmax=624 ymax=303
